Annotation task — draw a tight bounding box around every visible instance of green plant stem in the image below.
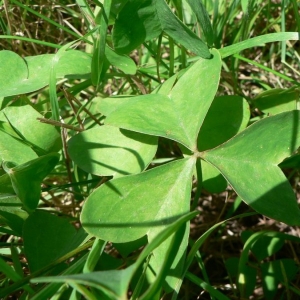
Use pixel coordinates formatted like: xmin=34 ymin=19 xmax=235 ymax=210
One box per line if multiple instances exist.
xmin=191 ymin=159 xmax=202 ymax=210
xmin=169 ymin=36 xmax=175 ymax=77
xmin=233 ymin=54 xmax=300 ymax=85
xmin=156 ymin=33 xmax=163 ymax=83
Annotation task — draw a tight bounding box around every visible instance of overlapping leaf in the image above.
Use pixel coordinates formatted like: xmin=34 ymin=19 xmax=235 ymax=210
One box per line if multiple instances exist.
xmin=113 ymin=0 xmax=210 ymax=58
xmin=187 ymin=0 xmax=214 ymax=46
xmin=68 ymin=125 xmax=157 ymax=177
xmin=105 ymin=46 xmax=136 ymax=75
xmin=2 ymin=105 xmax=61 ymax=154
xmin=104 ymin=49 xmax=221 ymax=150
xmin=203 ymin=111 xmax=300 ymax=225
xmin=0 ymin=195 xmax=28 ymax=236
xmin=32 ymin=212 xmax=198 ymax=299
xmin=253 ymin=88 xmax=299 ymax=115
xmin=3 ymin=153 xmax=60 ymax=212
xmin=198 ymin=96 xmax=250 ymax=151
xmin=198 ymin=95 xmax=250 ymax=192
xmin=0 ymin=129 xmax=37 ymax=165
xmin=23 ymin=211 xmax=87 ymax=272
xmin=0 ymin=50 xmax=91 ymax=97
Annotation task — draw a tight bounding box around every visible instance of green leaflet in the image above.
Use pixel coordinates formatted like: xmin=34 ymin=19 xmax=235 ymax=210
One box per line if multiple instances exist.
xmin=198 ymin=96 xmax=250 ymax=151
xmin=2 ymin=105 xmax=61 ymax=154
xmin=203 ymin=111 xmax=300 ymax=225
xmin=68 ymin=125 xmax=158 ymax=178
xmin=0 ymin=130 xmax=37 ymax=165
xmin=105 ymin=49 xmax=222 ymax=150
xmin=198 ymin=95 xmax=250 ymax=193
xmin=105 ymin=46 xmax=137 ymax=75
xmin=0 ymin=50 xmax=91 ymax=98
xmin=81 ymin=157 xmax=195 ymax=243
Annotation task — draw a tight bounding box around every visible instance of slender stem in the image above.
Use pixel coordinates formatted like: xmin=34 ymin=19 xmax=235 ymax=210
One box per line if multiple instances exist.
xmin=233 ymin=54 xmax=300 ymax=85
xmin=191 ymin=159 xmax=202 ymax=210
xmin=169 ymin=36 xmax=174 ymax=77
xmin=62 ymin=88 xmax=85 ymax=130
xmin=156 ymin=33 xmax=163 ymax=83
xmin=37 ymin=118 xmax=84 ymax=132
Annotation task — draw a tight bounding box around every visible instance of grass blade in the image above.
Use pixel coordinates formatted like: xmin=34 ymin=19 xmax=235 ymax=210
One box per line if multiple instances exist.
xmin=219 ymin=32 xmax=300 ymax=58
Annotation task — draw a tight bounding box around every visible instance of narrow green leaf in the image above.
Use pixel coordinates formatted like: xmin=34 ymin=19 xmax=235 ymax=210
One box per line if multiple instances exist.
xmin=81 ymin=157 xmax=196 ymax=243
xmin=49 ymin=42 xmax=77 ymax=121
xmin=68 ymin=125 xmax=157 ymax=177
xmin=0 ymin=257 xmax=35 ymax=295
xmin=32 ymin=264 xmax=136 ymax=300
xmin=91 ymin=0 xmax=112 ymax=86
xmin=171 ymin=212 xmax=257 ymax=299
xmin=32 ymin=212 xmax=198 ymax=300
xmin=219 ymin=32 xmax=300 ymax=58
xmin=185 ymin=272 xmax=230 ymax=300
xmin=83 ymin=239 xmax=106 ymax=273
xmin=155 ymin=0 xmax=211 ymax=58
xmin=23 ymin=210 xmax=87 ymax=272
xmin=30 ymin=253 xmax=88 ymax=300
xmin=106 ymin=49 xmax=221 ymax=150
xmin=187 ymin=0 xmax=214 ymax=46
xmin=140 ymin=226 xmax=186 ymax=300
xmin=148 ymin=223 xmax=189 ymax=293
xmin=3 ymin=153 xmax=60 ymax=211
xmin=203 ymin=111 xmax=300 ymax=225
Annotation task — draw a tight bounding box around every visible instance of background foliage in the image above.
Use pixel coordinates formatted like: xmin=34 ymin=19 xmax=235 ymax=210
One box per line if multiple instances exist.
xmin=0 ymin=0 xmax=300 ymax=299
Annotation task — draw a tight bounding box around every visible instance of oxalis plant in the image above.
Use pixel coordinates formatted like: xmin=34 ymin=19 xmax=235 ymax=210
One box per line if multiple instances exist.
xmin=0 ymin=0 xmax=300 ymax=299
